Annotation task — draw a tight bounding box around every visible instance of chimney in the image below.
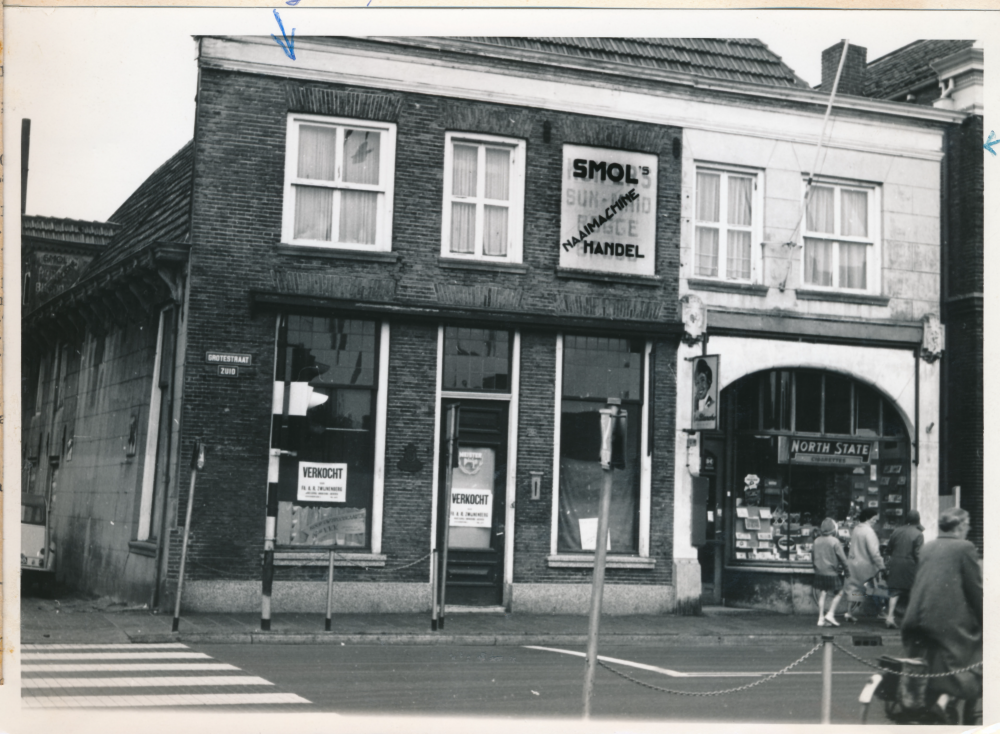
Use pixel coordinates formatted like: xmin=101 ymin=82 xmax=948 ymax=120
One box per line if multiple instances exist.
xmin=819 ymin=42 xmax=868 ymax=97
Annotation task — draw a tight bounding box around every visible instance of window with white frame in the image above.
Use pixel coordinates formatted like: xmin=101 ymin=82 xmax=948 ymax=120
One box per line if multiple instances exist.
xmin=802 ymin=181 xmax=879 ymax=291
xmin=694 ymin=167 xmax=758 ymax=281
xmin=441 ymin=133 xmax=525 ymax=262
xmin=282 ymin=114 xmax=396 ymax=250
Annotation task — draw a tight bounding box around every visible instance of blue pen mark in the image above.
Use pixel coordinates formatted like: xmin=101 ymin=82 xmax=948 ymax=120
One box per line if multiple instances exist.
xmin=286 ymin=0 xmax=300 ymax=5
xmin=984 ymin=131 xmax=998 ymax=157
xmin=271 ymin=9 xmax=296 ymax=60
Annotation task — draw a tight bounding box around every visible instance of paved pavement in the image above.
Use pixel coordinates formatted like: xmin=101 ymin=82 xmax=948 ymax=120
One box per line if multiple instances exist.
xmin=19 ymin=593 xmax=902 ymax=647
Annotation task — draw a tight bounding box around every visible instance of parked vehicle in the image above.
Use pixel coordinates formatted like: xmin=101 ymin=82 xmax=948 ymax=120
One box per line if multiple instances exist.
xmin=21 ymin=493 xmax=55 ymax=578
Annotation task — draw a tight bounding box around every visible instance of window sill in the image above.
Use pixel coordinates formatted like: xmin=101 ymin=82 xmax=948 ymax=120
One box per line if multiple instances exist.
xmin=277 ymin=244 xmax=400 ymax=264
xmin=272 ymin=550 xmax=387 ymax=567
xmin=547 ymin=554 xmax=656 ymax=569
xmin=725 ymin=564 xmax=813 ymax=574
xmin=687 ymin=278 xmax=768 ymax=297
xmin=795 ymin=289 xmax=890 ymax=307
xmin=438 ymin=257 xmax=528 ymax=274
xmin=555 ymin=268 xmax=662 ymax=287
xmin=128 ymin=541 xmax=158 ymax=558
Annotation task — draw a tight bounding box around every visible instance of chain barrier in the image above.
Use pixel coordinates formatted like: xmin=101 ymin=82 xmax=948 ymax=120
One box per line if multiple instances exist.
xmin=597 ymin=642 xmax=823 ymax=697
xmin=832 ymin=642 xmax=983 ymax=678
xmin=190 ymin=552 xmax=431 ymax=579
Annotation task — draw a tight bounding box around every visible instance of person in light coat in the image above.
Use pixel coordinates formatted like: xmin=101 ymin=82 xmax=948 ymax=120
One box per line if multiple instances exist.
xmin=901 ymin=507 xmax=982 ymax=725
xmin=843 ymin=507 xmax=885 ymax=623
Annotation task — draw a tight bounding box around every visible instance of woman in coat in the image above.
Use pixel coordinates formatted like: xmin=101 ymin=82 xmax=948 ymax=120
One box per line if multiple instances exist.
xmin=901 ymin=507 xmax=982 ymax=725
xmin=885 ymin=509 xmax=923 ymax=629
xmin=843 ymin=507 xmax=885 ymax=623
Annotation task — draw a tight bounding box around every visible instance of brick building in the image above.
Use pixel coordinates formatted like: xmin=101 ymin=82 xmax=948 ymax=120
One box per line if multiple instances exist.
xmin=22 ymin=37 xmax=969 ymax=615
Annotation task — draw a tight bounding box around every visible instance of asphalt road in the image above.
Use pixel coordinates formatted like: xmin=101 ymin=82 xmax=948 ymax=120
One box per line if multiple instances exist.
xmin=189 ymin=640 xmax=905 ymax=723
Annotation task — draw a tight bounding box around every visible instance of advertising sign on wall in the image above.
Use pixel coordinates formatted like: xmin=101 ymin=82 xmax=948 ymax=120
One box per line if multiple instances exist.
xmin=691 ymin=355 xmax=720 ymax=432
xmin=559 ymin=144 xmax=658 ymax=276
xmin=297 ymin=461 xmax=348 ymax=502
xmin=789 ymin=439 xmax=872 ymax=466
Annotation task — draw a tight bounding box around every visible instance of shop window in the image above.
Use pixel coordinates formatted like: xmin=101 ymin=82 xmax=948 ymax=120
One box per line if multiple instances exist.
xmin=274 ymin=315 xmax=381 ymax=548
xmin=441 ymin=133 xmax=525 ymax=263
xmin=727 ymin=370 xmax=910 ymax=567
xmin=282 ymin=114 xmax=396 ymax=250
xmin=760 ymin=370 xmax=791 ymax=431
xmin=557 ymin=336 xmax=644 ymax=554
xmin=442 ymin=327 xmax=511 ymax=392
xmin=802 ymin=181 xmax=879 ymax=291
xmin=693 ymin=167 xmax=759 ymax=281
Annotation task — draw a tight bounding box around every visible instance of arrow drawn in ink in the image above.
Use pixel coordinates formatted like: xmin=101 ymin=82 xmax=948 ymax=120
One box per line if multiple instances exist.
xmin=985 ymin=130 xmax=998 ymax=157
xmin=271 ymin=9 xmax=296 ymax=60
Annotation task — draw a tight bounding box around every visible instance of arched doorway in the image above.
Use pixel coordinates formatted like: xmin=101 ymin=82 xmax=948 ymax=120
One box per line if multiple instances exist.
xmin=700 ymin=367 xmax=913 ymax=611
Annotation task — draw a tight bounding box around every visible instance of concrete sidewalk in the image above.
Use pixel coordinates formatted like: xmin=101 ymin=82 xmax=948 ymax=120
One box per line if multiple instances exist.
xmin=19 ymin=594 xmax=902 ymax=647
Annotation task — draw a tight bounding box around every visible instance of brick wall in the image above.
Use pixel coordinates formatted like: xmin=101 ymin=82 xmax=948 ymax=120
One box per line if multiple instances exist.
xmin=178 ymin=66 xmax=682 ymax=587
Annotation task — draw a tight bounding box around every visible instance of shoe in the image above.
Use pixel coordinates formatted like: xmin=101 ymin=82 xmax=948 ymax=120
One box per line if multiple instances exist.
xmin=825 ymin=614 xmax=840 ymax=627
xmin=844 ymin=613 xmax=858 ymax=624
xmin=817 ymin=619 xmax=826 ymax=626
xmin=885 ymin=619 xmax=898 ymax=629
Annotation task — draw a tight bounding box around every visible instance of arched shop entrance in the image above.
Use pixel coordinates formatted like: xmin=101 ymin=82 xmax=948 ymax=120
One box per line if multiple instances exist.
xmin=698 ymin=368 xmax=913 ymax=611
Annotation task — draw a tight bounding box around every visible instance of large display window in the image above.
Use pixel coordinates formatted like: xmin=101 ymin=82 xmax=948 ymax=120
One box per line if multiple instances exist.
xmin=724 ymin=369 xmax=909 ymax=566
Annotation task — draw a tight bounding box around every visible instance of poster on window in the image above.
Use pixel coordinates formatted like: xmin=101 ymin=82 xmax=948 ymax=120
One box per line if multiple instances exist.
xmin=287 ymin=506 xmax=366 ymax=546
xmin=297 ymin=461 xmax=348 ymax=502
xmin=560 ymin=144 xmax=658 ymax=276
xmin=691 ymin=355 xmax=719 ymax=431
xmin=449 ymin=448 xmax=495 ymax=528
xmin=578 ymin=517 xmax=612 ymax=551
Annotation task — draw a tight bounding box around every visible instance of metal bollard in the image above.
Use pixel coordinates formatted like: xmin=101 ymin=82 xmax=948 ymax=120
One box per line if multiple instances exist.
xmin=821 ymin=635 xmax=834 ymax=724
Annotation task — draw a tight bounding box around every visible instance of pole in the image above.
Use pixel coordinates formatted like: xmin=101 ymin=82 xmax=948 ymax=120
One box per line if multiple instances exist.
xmin=430 ymin=548 xmax=440 ymax=630
xmin=173 ymin=439 xmax=203 ymax=633
xmin=21 ymin=118 xmax=31 ymax=216
xmin=583 ymin=400 xmax=621 ymax=719
xmin=438 ymin=404 xmax=459 ymax=630
xmin=325 ymin=549 xmax=335 ymax=631
xmin=821 ymin=634 xmax=834 ymax=724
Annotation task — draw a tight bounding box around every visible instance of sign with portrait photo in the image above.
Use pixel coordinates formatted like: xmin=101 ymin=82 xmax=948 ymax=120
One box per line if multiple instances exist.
xmin=691 ymin=355 xmax=720 ymax=431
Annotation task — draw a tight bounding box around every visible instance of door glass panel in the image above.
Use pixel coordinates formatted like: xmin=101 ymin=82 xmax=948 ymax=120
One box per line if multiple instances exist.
xmin=448 ymin=446 xmax=495 ymax=549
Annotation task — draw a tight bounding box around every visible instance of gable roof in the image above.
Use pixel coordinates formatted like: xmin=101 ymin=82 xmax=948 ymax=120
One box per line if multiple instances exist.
xmin=453 ymin=38 xmax=809 ymax=88
xmin=88 ymin=140 xmax=194 ymax=273
xmin=23 ymin=216 xmax=118 ymax=247
xmin=864 ymin=39 xmax=974 ymax=100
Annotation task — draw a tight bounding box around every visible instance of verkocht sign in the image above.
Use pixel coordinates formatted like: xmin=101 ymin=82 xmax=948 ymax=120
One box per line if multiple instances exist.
xmin=450 ymin=488 xmax=493 ymax=528
xmin=297 ymin=461 xmax=348 ymax=502
xmin=560 ymin=145 xmax=658 ymax=276
xmin=790 ymin=440 xmax=872 ymax=466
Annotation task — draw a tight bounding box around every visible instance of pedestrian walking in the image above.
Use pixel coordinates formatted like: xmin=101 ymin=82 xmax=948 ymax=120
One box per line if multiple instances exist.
xmin=843 ymin=508 xmax=885 ymax=623
xmin=901 ymin=507 xmax=982 ymax=725
xmin=884 ymin=509 xmax=923 ymax=629
xmin=812 ymin=517 xmax=848 ymax=626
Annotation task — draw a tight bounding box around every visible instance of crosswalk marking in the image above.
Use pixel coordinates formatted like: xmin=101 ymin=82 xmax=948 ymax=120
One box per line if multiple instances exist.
xmin=22 ymin=643 xmax=310 ymax=708
xmin=22 ymin=643 xmax=189 ymax=650
xmin=22 ymin=693 xmax=311 ymax=708
xmin=25 ymin=662 xmax=240 ymax=672
xmin=23 ymin=651 xmax=211 ymax=661
xmin=24 ymin=675 xmax=273 ymax=689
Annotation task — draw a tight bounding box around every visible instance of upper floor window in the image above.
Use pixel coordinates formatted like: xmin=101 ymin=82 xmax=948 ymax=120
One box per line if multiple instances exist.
xmin=694 ymin=167 xmax=759 ymax=281
xmin=803 ymin=181 xmax=879 ymax=291
xmin=441 ymin=133 xmax=525 ymax=263
xmin=282 ymin=114 xmax=396 ymax=250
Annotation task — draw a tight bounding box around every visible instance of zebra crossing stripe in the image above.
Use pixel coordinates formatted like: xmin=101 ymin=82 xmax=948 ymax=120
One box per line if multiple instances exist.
xmin=24 ymin=676 xmax=273 ymax=689
xmin=22 ymin=692 xmax=311 ymax=708
xmin=23 ymin=651 xmax=211 ymax=661
xmin=22 ymin=643 xmax=189 ymax=650
xmin=23 ymin=662 xmax=239 ymax=672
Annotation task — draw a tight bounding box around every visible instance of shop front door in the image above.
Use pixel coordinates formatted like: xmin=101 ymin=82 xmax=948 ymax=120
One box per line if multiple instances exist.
xmin=441 ymin=400 xmax=507 ymax=606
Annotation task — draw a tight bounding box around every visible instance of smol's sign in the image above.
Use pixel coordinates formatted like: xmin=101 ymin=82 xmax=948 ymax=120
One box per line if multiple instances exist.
xmin=297 ymin=461 xmax=348 ymax=502
xmin=560 ymin=144 xmax=658 ymax=277
xmin=790 ymin=439 xmax=872 ymax=466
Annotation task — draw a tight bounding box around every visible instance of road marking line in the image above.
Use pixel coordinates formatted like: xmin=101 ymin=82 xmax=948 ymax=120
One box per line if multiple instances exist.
xmin=22 ymin=643 xmax=189 ymax=650
xmin=523 ymin=646 xmax=688 ymax=677
xmin=22 ymin=651 xmax=211 ymax=661
xmin=24 ymin=676 xmax=274 ymax=689
xmin=21 ymin=692 xmax=311 ymax=708
xmin=23 ymin=663 xmax=240 ymax=673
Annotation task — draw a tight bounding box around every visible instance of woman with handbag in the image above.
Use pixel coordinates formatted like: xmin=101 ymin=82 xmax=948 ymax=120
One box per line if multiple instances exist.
xmin=901 ymin=507 xmax=982 ymax=725
xmin=843 ymin=508 xmax=885 ymax=623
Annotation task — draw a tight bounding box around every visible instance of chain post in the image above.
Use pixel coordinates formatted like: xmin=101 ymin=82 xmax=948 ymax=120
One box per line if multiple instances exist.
xmin=821 ymin=635 xmax=834 ymax=724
